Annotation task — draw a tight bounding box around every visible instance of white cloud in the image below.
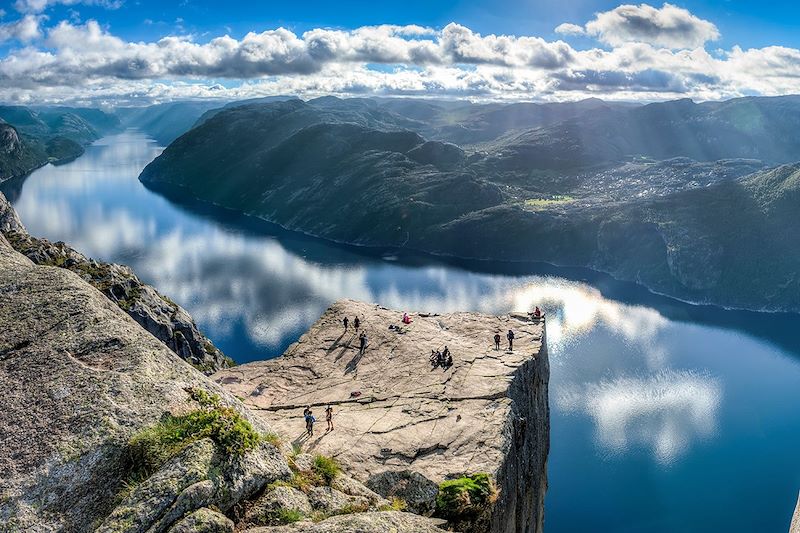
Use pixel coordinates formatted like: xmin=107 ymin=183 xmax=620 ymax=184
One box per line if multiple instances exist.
xmin=0 ymin=14 xmax=42 ymax=43
xmin=554 ymin=23 xmax=585 ymax=36
xmin=584 ymin=2 xmax=720 ymax=48
xmin=0 ymin=5 xmax=798 ymax=104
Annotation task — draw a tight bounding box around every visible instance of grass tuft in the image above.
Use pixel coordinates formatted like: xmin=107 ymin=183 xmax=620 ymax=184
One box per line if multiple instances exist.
xmin=435 ymin=472 xmax=497 ymax=521
xmin=126 ymin=388 xmax=260 ymax=482
xmin=312 ymin=455 xmax=340 ymax=484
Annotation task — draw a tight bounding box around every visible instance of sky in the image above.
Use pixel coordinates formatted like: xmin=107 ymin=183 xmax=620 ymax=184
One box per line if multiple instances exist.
xmin=1 ymin=0 xmax=800 ymax=105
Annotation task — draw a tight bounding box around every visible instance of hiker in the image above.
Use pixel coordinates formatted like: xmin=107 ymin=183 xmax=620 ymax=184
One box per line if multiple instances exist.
xmin=494 ymin=333 xmax=501 ymax=351
xmin=305 ymin=409 xmax=316 ymax=436
xmin=507 ymin=329 xmax=515 ymax=351
xmin=446 ymin=352 xmax=453 ymax=368
xmin=402 ymin=312 xmax=412 ymax=324
xmin=436 ymin=349 xmax=445 ymax=367
xmin=354 ymin=316 xmax=360 ymax=330
xmin=533 ymin=306 xmax=542 ymax=319
xmin=359 ymin=331 xmax=367 ymax=354
xmin=303 ymin=406 xmax=311 ymax=418
xmin=343 ymin=316 xmax=349 ymax=330
xmin=430 ymin=349 xmax=440 ymax=367
xmin=325 ymin=405 xmax=334 ymax=431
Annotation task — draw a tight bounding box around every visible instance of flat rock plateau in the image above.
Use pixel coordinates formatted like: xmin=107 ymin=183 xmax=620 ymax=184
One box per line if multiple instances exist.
xmin=215 ymin=299 xmax=550 ymax=533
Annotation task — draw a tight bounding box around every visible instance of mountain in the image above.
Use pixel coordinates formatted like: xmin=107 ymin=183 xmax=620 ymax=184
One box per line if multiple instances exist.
xmin=140 ymin=95 xmax=800 ymax=312
xmin=116 ymin=101 xmax=228 ymax=145
xmin=0 ymin=105 xmax=119 ymax=182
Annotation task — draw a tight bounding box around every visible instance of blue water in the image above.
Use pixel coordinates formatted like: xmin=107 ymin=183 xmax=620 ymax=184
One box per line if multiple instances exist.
xmin=4 ymin=131 xmax=800 ymax=532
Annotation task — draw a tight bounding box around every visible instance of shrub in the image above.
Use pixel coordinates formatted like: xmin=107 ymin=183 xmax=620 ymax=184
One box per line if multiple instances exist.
xmin=126 ymin=389 xmax=260 ymax=481
xmin=379 ymin=497 xmax=408 ymax=512
xmin=263 ymin=432 xmax=283 ymax=447
xmin=435 ymin=473 xmax=496 ymax=520
xmin=312 ymin=455 xmax=340 ymax=484
xmin=276 ymin=509 xmax=304 ymax=524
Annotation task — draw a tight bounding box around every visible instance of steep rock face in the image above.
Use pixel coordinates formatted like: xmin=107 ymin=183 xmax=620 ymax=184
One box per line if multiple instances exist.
xmin=214 ymin=300 xmax=550 ymax=533
xmin=0 ymin=192 xmax=231 ymax=373
xmin=0 ymin=233 xmax=286 ymax=532
xmin=791 ymin=493 xmax=800 ymax=533
xmin=0 ymin=123 xmax=21 ymax=154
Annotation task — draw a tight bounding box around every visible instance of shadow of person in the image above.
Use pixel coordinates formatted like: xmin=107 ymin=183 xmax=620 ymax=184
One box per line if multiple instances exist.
xmin=292 ymin=431 xmax=312 ymax=450
xmin=334 ymin=333 xmax=357 ymax=362
xmin=344 ymin=349 xmax=365 ymax=374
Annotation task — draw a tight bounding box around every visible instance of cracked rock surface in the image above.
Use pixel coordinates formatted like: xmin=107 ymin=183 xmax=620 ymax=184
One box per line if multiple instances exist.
xmin=215 ymin=299 xmax=550 ymax=532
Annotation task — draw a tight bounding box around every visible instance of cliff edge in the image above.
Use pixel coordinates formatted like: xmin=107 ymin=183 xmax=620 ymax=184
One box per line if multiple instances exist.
xmin=214 ymin=299 xmax=550 ymax=533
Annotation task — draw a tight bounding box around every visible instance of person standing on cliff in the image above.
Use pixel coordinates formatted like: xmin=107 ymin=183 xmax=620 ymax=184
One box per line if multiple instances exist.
xmin=353 ymin=316 xmax=360 ymax=330
xmin=325 ymin=405 xmax=334 ymax=431
xmin=305 ymin=409 xmax=316 ymax=436
xmin=507 ymin=329 xmax=515 ymax=351
xmin=494 ymin=333 xmax=501 ymax=350
xmin=343 ymin=316 xmax=349 ymax=330
xmin=359 ymin=331 xmax=367 ymax=354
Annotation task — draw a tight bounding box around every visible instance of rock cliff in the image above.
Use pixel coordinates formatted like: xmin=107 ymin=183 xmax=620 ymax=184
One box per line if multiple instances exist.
xmin=791 ymin=493 xmax=800 ymax=533
xmin=214 ymin=300 xmax=550 ymax=533
xmin=0 ymin=232 xmax=445 ymax=532
xmin=0 ymin=191 xmax=232 ymax=373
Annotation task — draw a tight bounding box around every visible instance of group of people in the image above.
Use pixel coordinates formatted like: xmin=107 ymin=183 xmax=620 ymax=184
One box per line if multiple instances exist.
xmin=343 ymin=316 xmax=368 ymax=354
xmin=430 ymin=345 xmax=453 ymax=369
xmin=342 ymin=315 xmax=361 ymax=331
xmin=494 ymin=329 xmax=515 ymax=351
xmin=303 ymin=405 xmax=335 ymax=436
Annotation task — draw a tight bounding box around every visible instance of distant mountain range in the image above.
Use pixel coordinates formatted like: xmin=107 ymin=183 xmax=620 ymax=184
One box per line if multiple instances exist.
xmin=0 ymin=105 xmax=119 ymax=182
xmin=139 ymin=95 xmax=800 ymax=312
xmin=2 ymin=94 xmax=799 ymax=311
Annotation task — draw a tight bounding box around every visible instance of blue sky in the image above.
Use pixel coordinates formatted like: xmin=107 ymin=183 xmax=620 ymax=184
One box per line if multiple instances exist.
xmin=1 ymin=0 xmax=800 ymax=104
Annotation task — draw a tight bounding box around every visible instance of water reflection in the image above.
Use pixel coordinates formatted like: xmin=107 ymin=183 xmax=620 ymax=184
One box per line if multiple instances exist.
xmin=557 ymin=369 xmax=722 ymax=464
xmin=5 ymin=131 xmax=800 ymax=532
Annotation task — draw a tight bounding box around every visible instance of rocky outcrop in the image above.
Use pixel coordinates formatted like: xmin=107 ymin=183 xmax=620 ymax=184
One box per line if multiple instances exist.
xmin=215 ymin=299 xmax=550 ymax=532
xmin=243 ymin=512 xmax=449 ymax=533
xmin=791 ymin=493 xmax=800 ymax=533
xmin=0 ymin=191 xmax=232 ymax=373
xmin=1 ymin=233 xmax=446 ymax=532
xmin=167 ymin=508 xmax=234 ymax=533
xmin=0 ymin=232 xmax=286 ymax=531
xmin=366 ymin=470 xmax=438 ymax=515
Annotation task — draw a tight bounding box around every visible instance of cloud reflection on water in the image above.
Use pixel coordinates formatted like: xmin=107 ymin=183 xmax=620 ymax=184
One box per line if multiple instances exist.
xmin=557 ymin=369 xmax=722 ymax=464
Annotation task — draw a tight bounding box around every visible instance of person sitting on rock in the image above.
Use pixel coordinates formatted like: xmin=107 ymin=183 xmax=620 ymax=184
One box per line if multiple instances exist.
xmin=430 ymin=349 xmax=440 ymax=367
xmin=325 ymin=405 xmax=334 ymax=431
xmin=354 ymin=316 xmax=360 ymax=330
xmin=533 ymin=306 xmax=542 ymax=319
xmin=436 ymin=349 xmax=445 ymax=367
xmin=494 ymin=333 xmax=501 ymax=351
xmin=402 ymin=312 xmax=412 ymax=324
xmin=441 ymin=346 xmax=451 ymax=368
xmin=507 ymin=329 xmax=515 ymax=351
xmin=343 ymin=316 xmax=349 ymax=330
